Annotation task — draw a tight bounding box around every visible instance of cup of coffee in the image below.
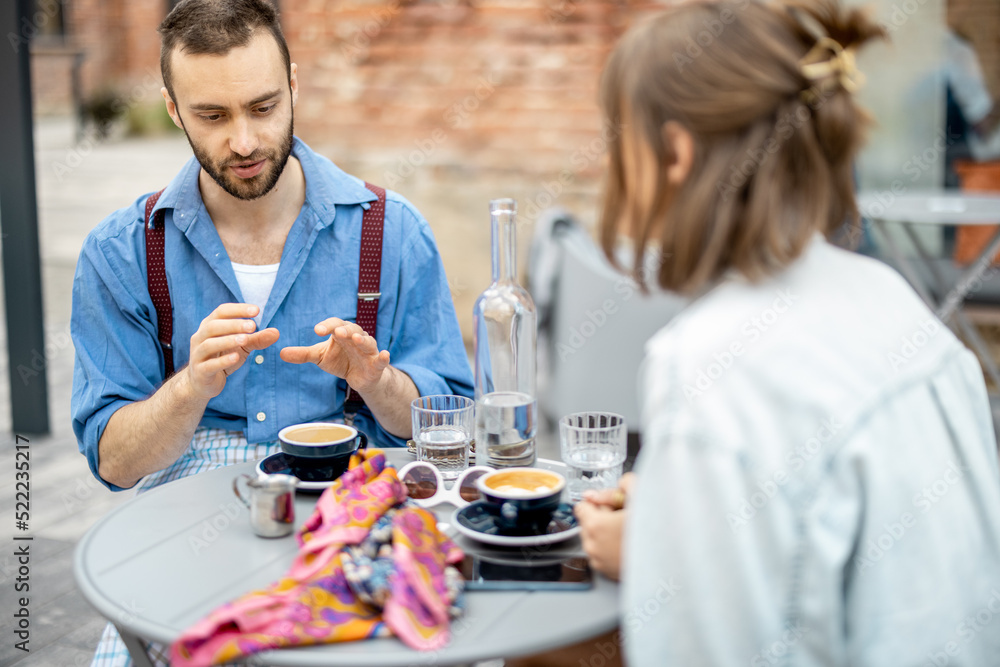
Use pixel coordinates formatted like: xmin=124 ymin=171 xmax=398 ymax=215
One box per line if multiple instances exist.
xmin=476 ymin=468 xmax=566 ymax=535
xmin=278 ymin=422 xmax=367 ymax=482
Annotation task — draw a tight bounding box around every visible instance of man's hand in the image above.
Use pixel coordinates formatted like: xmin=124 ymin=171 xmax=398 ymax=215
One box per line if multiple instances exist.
xmin=574 ymin=473 xmax=636 ymax=581
xmin=184 ymin=304 xmax=280 ymax=400
xmin=98 ymin=303 xmax=278 ymax=488
xmin=279 ymin=317 xmax=390 ymax=392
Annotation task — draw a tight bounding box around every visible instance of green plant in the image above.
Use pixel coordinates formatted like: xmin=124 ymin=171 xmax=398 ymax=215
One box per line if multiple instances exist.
xmin=82 ymin=89 xmax=126 ymax=139
xmin=125 ymin=102 xmax=182 ymax=137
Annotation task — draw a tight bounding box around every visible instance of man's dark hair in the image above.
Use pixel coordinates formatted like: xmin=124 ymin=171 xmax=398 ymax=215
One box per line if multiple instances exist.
xmin=158 ymin=0 xmax=291 ymax=100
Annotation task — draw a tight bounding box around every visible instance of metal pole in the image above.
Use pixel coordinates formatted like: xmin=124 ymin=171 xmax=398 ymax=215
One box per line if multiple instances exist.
xmin=73 ymin=50 xmax=85 ymax=143
xmin=0 ymin=0 xmax=51 ymax=434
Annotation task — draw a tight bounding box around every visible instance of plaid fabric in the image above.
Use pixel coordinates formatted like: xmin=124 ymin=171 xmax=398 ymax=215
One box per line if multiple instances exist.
xmin=91 ymin=427 xmax=280 ymax=667
xmin=136 ymin=428 xmax=279 ymax=493
xmin=91 ymin=623 xmax=172 ymax=667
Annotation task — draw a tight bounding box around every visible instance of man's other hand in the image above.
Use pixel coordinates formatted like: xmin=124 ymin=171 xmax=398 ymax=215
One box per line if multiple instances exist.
xmin=279 ymin=317 xmax=390 ymax=393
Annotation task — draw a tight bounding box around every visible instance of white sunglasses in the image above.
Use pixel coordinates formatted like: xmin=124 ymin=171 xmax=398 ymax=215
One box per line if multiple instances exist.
xmin=397 ymin=461 xmax=492 ymax=508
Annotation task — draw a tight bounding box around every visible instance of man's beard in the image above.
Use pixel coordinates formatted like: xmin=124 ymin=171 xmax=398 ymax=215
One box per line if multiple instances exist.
xmin=185 ymin=116 xmax=294 ymax=201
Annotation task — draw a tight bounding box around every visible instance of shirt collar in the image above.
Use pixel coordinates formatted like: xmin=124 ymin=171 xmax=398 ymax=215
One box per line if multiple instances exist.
xmin=149 ymin=136 xmax=377 ymax=231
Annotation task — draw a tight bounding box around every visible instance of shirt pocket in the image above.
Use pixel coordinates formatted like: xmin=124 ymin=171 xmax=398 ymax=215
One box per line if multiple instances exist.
xmin=296 ymin=324 xmax=341 ymax=422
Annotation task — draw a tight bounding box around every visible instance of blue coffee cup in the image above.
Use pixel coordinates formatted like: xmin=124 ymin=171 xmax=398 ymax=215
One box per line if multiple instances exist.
xmin=278 ymin=422 xmax=367 ymax=482
xmin=476 ymin=468 xmax=566 ymax=535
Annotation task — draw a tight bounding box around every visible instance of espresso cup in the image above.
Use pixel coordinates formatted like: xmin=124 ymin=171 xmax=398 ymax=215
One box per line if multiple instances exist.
xmin=476 ymin=468 xmax=566 ymax=535
xmin=278 ymin=422 xmax=367 ymax=482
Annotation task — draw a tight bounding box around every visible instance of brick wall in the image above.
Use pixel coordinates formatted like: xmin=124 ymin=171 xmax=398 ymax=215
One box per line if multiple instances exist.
xmin=29 ymin=47 xmax=80 ymax=115
xmin=30 ymin=0 xmax=1000 ymax=147
xmin=285 ymin=1 xmax=633 ymax=179
xmin=31 ymin=0 xmax=164 ymax=115
xmin=948 ymin=0 xmax=1000 ymax=99
xmin=280 ymin=1 xmax=666 ymax=330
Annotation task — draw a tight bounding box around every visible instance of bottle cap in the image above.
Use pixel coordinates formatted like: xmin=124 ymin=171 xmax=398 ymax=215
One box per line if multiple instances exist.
xmin=489 ymin=198 xmax=517 ymax=214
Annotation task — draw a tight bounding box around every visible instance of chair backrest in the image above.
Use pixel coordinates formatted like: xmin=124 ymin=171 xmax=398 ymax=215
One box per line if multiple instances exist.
xmin=531 ymin=215 xmax=685 ymax=431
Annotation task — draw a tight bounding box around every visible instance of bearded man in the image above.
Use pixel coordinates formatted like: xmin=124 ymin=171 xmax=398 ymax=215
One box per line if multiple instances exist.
xmin=71 ymin=0 xmax=472 ymax=496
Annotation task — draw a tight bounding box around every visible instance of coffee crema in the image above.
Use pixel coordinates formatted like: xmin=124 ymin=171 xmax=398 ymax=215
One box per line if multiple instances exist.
xmin=484 ymin=470 xmax=562 ymax=494
xmin=282 ymin=425 xmax=354 ymax=444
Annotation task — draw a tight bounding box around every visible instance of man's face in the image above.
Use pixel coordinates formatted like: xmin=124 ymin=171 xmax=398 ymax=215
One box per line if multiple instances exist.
xmin=162 ymin=31 xmax=297 ymax=201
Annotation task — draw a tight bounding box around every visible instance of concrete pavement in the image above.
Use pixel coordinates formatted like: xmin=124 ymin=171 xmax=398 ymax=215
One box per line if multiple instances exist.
xmin=0 ymin=117 xmax=190 ymax=666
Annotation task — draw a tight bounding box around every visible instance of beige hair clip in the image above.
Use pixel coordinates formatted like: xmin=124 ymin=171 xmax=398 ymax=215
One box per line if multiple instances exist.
xmin=799 ymin=36 xmax=864 ymax=103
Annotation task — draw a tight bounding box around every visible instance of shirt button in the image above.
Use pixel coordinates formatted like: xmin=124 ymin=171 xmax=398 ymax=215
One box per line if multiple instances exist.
xmin=256 ymin=412 xmax=266 ymax=422
xmin=255 ymin=354 xmax=264 ymax=365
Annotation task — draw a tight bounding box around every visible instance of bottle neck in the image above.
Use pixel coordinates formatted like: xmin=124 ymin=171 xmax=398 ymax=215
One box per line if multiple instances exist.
xmin=491 ymin=212 xmax=517 ymax=283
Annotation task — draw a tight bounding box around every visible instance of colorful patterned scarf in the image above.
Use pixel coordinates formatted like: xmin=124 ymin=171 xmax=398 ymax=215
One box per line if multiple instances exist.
xmin=170 ymin=450 xmax=465 ymax=666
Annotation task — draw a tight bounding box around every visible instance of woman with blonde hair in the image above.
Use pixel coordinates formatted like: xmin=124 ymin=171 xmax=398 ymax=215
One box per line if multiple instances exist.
xmin=575 ymin=1 xmax=1000 ymax=665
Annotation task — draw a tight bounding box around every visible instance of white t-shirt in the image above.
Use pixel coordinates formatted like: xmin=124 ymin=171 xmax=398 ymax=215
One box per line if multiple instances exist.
xmin=231 ymin=261 xmax=280 ymax=326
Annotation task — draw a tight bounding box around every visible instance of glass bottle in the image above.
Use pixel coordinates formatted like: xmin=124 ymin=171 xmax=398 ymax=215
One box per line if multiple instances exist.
xmin=473 ymin=198 xmax=538 ymax=468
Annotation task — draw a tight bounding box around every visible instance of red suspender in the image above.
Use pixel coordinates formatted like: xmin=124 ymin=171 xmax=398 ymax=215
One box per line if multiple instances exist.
xmin=143 ymin=183 xmax=387 ymax=422
xmin=344 ymin=183 xmax=387 ymax=423
xmin=144 ymin=189 xmax=174 ymax=377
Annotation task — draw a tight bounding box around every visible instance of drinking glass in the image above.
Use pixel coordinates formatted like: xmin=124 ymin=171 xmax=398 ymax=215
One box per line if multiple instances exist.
xmin=559 ymin=412 xmax=627 ymax=502
xmin=411 ymin=395 xmax=475 ymax=481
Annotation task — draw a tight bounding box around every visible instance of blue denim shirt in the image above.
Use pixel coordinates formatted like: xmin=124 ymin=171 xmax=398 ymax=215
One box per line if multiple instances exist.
xmin=624 ymin=238 xmax=1000 ymax=666
xmin=72 ymin=138 xmax=474 ymax=491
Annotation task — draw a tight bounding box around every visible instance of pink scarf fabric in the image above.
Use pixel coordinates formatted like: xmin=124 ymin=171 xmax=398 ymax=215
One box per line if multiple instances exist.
xmin=170 ymin=450 xmax=464 ymax=666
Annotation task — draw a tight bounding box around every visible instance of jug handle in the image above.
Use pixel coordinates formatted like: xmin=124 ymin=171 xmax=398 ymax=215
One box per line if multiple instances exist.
xmin=233 ymin=473 xmax=253 ymax=508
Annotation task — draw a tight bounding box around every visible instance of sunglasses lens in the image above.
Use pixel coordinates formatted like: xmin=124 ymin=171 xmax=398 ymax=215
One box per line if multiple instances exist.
xmin=459 ymin=469 xmax=487 ymax=503
xmin=402 ymin=467 xmax=438 ymax=500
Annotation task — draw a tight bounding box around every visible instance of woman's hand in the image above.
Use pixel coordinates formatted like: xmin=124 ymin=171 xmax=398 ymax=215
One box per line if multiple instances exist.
xmin=582 ymin=472 xmax=635 ymax=510
xmin=573 ymin=473 xmax=636 ymax=581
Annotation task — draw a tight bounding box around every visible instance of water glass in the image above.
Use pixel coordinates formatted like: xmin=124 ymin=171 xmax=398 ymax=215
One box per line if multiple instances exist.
xmin=411 ymin=395 xmax=475 ymax=481
xmin=475 ymin=391 xmax=537 ymax=468
xmin=559 ymin=412 xmax=627 ymax=502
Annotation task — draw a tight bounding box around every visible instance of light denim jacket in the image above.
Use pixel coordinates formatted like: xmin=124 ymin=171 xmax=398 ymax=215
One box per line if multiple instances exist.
xmin=624 ymin=238 xmax=1000 ymax=666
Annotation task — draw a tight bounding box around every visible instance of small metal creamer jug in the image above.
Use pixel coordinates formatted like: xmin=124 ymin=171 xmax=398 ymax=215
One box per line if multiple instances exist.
xmin=233 ymin=473 xmax=299 ymax=538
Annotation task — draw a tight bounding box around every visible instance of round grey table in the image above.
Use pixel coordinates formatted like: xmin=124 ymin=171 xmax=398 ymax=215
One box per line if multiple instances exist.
xmin=74 ymin=449 xmax=619 ymax=666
